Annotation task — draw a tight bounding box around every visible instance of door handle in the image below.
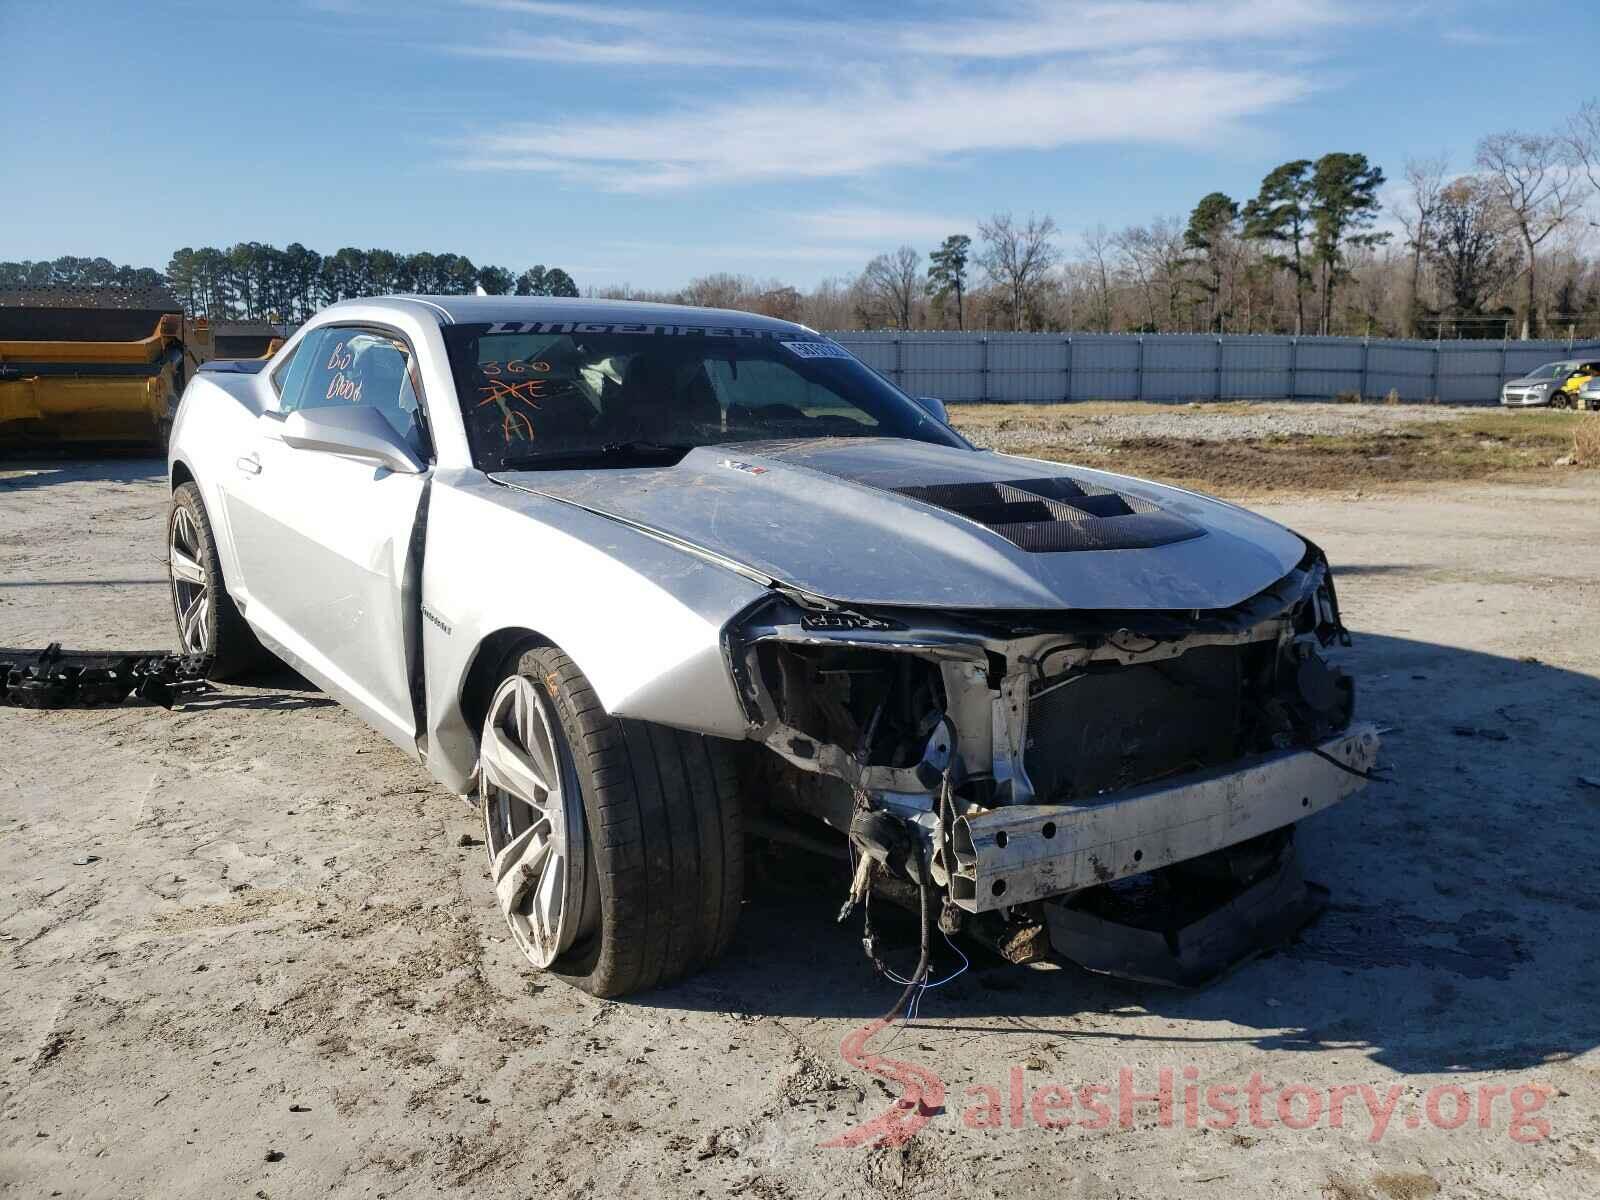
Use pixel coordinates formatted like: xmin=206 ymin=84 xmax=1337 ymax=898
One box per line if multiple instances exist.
xmin=236 ymin=454 xmax=262 ymax=476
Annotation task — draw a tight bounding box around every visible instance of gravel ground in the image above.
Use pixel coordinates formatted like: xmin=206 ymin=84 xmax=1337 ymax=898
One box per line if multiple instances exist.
xmin=2 ymin=459 xmax=1599 ymax=1200
xmin=959 ymin=401 xmax=1482 ymax=454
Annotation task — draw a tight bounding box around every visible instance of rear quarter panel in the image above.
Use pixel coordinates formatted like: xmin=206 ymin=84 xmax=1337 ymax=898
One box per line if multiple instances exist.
xmin=167 ymin=370 xmax=274 ymax=601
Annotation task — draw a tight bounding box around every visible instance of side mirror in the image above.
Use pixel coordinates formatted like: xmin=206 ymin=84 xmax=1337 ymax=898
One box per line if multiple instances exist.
xmin=914 ymin=395 xmax=950 ymax=424
xmin=273 ymin=406 xmax=423 ymax=475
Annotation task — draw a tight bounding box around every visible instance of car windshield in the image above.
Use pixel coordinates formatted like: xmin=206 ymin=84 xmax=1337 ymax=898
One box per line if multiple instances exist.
xmin=1531 ymin=361 xmax=1574 ymax=379
xmin=441 ymin=322 xmax=966 ymax=471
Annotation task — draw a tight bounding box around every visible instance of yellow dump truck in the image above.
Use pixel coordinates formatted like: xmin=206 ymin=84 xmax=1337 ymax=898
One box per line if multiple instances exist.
xmin=0 ymin=285 xmax=283 ymax=452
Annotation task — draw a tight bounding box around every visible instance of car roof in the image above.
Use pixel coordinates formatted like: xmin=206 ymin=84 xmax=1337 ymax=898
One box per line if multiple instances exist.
xmin=324 ymin=294 xmax=812 ymax=335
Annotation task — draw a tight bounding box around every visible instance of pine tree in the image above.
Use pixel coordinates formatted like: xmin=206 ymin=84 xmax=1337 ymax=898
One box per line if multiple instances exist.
xmin=926 ymin=234 xmax=971 ymax=330
xmin=1243 ymin=161 xmax=1314 ymax=334
xmin=1309 ymin=153 xmax=1388 ymax=334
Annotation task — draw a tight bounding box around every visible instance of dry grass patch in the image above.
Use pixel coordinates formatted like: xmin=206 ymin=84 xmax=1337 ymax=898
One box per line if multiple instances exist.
xmin=948 ymin=403 xmax=1594 ymax=497
xmin=1574 ymin=418 xmax=1600 ymax=466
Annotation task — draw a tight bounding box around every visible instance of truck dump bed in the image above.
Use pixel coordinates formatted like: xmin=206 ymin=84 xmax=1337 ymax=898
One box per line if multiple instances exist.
xmin=0 ymin=284 xmax=190 ymax=450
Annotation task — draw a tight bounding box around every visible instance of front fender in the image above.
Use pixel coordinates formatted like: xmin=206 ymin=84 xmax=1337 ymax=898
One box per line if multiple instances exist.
xmin=421 ymin=472 xmax=767 ymax=793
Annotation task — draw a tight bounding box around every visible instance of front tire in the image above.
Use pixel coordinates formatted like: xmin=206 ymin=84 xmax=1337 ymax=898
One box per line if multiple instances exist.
xmin=479 ymin=644 xmax=743 ymax=997
xmin=167 ymin=482 xmax=269 ymax=678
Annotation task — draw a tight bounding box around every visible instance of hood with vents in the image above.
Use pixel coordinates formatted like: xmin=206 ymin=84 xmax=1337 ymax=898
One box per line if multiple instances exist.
xmin=889 ymin=475 xmax=1203 ymax=553
xmin=494 ymin=437 xmax=1306 ymax=612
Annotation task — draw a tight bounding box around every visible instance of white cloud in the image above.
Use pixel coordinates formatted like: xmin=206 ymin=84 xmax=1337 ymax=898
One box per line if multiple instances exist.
xmin=452 ymin=0 xmax=770 ymax=65
xmin=439 ymin=1 xmax=1393 ymax=192
xmin=894 ymin=0 xmax=1360 ymax=58
xmin=446 ymin=0 xmax=1367 ymax=77
xmin=451 ymin=0 xmax=765 ymax=66
xmin=449 ymin=32 xmax=754 ymax=67
xmin=461 ymin=0 xmax=663 ymax=29
xmin=458 ymin=62 xmax=1313 ymax=190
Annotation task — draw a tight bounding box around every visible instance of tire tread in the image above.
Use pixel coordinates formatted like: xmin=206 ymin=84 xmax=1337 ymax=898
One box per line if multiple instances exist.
xmin=509 ymin=644 xmax=742 ymax=997
xmin=169 ymin=482 xmax=270 ymax=679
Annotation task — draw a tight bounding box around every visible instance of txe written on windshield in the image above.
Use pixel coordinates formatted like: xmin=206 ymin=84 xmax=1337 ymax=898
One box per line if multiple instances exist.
xmin=440 ymin=322 xmax=963 ymax=471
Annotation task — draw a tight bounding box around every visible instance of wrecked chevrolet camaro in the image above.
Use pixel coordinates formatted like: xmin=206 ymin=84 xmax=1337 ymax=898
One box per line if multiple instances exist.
xmin=167 ymin=296 xmax=1378 ymax=997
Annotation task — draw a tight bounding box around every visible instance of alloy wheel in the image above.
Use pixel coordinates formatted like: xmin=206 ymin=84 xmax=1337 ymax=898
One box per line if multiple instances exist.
xmin=480 ymin=674 xmax=589 ymax=968
xmin=169 ymin=505 xmax=210 ymax=655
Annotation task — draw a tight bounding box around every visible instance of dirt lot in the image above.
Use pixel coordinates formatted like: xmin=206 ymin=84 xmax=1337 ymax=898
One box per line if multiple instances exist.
xmin=3 ymin=440 xmax=1599 ymax=1199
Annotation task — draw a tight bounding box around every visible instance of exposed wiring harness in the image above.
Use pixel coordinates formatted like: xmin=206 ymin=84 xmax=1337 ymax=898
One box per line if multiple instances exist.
xmin=884 ymin=929 xmax=970 ymax=1025
xmin=845 ymin=718 xmax=972 ymax=1025
xmin=854 ymin=845 xmax=970 ymax=1026
xmin=875 ymin=858 xmax=932 ymax=1024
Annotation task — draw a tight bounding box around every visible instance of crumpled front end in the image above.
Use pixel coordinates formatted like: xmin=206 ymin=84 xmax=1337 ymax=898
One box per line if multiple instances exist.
xmin=726 ymin=543 xmax=1379 ymax=982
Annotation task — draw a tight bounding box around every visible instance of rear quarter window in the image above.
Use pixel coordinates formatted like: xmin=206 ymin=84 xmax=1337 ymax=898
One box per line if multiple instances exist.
xmin=269 ymin=339 xmax=312 ymax=404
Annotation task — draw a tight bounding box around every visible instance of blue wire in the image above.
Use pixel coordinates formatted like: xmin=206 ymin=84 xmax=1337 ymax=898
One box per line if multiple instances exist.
xmin=887 ymin=930 xmax=970 ymax=1025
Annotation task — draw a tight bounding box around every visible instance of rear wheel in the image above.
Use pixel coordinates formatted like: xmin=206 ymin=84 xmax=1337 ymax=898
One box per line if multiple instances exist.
xmin=167 ymin=482 xmax=270 ymax=678
xmin=479 ymin=643 xmax=743 ymax=997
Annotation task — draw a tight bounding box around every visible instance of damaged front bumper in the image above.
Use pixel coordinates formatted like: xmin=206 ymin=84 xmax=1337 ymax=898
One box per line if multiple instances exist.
xmin=725 ymin=546 xmax=1380 ymax=979
xmin=950 ymin=724 xmax=1379 ymax=912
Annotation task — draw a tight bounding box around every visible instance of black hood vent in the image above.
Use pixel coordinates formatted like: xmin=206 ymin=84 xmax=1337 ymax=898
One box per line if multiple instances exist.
xmin=890 ymin=476 xmax=1203 ymax=553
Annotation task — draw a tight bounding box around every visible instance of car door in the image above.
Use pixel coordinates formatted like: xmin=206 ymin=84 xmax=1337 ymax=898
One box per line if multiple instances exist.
xmin=222 ymin=324 xmax=431 ymax=750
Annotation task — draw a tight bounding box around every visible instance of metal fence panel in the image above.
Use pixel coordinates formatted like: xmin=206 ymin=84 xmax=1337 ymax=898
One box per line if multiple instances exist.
xmin=1364 ymin=341 xmax=1434 ymax=401
xmin=1437 ymin=344 xmax=1502 ymax=404
xmin=897 ymin=335 xmax=986 ymax=401
xmin=1219 ymin=338 xmax=1291 ymax=398
xmin=1140 ymin=335 xmax=1220 ymax=399
xmin=1065 ymin=335 xmax=1138 ymax=400
xmin=1287 ymin=338 xmax=1362 ymax=399
xmin=1503 ymin=346 xmax=1568 ymax=376
xmin=988 ymin=334 xmax=1068 ymax=401
xmin=826 ymin=331 xmax=1600 ymax=404
xmin=839 ymin=334 xmax=898 ymax=383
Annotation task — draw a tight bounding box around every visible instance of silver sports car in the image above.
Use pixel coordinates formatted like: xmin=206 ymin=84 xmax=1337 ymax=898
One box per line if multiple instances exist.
xmin=167 ymin=296 xmax=1378 ymax=997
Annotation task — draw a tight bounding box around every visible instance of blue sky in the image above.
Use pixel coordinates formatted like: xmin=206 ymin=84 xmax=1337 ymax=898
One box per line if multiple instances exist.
xmin=2 ymin=0 xmax=1595 ymax=291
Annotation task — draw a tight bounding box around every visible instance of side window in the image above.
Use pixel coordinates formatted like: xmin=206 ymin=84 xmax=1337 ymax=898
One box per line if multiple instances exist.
xmin=287 ymin=328 xmax=429 ymax=457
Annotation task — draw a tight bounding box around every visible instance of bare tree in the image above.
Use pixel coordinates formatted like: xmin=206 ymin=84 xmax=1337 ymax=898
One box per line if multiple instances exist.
xmin=1566 ymin=98 xmax=1600 ymax=208
xmin=799 ymin=275 xmax=865 ymax=331
xmin=1397 ymin=155 xmax=1448 ymax=337
xmin=1115 ymin=218 xmax=1190 ymax=330
xmin=1476 ymin=132 xmax=1580 ymax=337
xmin=861 ymin=245 xmax=921 ymax=329
xmin=680 ymin=272 xmax=750 ymax=310
xmin=754 ymin=283 xmax=802 ymax=322
xmin=977 ymin=212 xmax=1060 ymax=331
xmin=1079 ymin=225 xmax=1115 ymax=332
xmin=1113 ymin=225 xmax=1160 ymax=329
xmin=1426 ymin=176 xmax=1521 ymax=324
xmin=1341 ymin=241 xmax=1401 ymax=335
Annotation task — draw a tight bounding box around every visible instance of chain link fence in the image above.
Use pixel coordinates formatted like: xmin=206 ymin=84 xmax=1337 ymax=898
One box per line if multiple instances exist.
xmin=826 ymin=332 xmax=1600 ymax=404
